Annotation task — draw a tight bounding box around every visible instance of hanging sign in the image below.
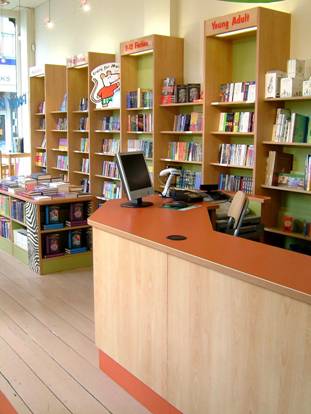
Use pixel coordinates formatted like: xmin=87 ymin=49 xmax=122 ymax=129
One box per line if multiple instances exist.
xmin=121 ymin=37 xmax=153 ymax=55
xmin=90 ymin=62 xmax=120 ymax=108
xmin=205 ymin=9 xmax=257 ymax=36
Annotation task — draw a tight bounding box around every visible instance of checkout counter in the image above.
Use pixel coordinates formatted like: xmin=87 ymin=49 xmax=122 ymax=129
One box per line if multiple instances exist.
xmin=88 ymin=195 xmax=311 ymax=414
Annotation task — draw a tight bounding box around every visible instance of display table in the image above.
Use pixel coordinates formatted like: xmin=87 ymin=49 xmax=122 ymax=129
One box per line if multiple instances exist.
xmin=88 ymin=195 xmax=311 ymax=414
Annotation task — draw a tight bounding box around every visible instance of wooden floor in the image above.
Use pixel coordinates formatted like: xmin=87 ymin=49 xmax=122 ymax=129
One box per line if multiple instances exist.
xmin=0 ymin=250 xmax=151 ymax=414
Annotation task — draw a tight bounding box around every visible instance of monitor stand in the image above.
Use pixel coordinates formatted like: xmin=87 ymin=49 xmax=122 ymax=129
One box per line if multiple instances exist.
xmin=121 ymin=197 xmax=153 ymax=208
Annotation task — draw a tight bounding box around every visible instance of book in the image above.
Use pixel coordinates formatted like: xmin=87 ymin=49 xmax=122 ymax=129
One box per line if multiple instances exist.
xmin=70 ymin=203 xmax=85 ymax=222
xmin=289 ymin=112 xmax=309 ymax=143
xmin=68 ymin=229 xmax=83 ymax=249
xmin=45 ymin=205 xmax=61 ymax=225
xmin=265 ymin=151 xmax=293 ymax=186
xmin=45 ymin=233 xmax=63 ymax=256
xmin=187 ymin=84 xmax=200 ymax=102
xmin=43 ymin=223 xmax=64 ymax=230
xmin=176 ymin=85 xmax=188 ymax=103
xmin=65 ymin=247 xmax=87 ymax=254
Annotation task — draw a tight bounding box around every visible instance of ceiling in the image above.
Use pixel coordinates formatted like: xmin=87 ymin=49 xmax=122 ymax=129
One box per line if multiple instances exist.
xmin=0 ymin=0 xmax=46 ymax=9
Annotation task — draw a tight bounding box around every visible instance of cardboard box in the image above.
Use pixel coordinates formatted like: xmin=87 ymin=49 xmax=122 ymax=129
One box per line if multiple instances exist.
xmin=287 ymin=59 xmax=305 ymax=79
xmin=303 ymin=78 xmax=311 ymax=96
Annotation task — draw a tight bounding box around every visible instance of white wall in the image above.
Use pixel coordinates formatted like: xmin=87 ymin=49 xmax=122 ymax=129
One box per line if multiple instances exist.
xmin=35 ymin=0 xmax=172 ymax=65
xmin=34 ymin=0 xmax=311 ymax=83
xmin=177 ymin=0 xmax=310 ymax=83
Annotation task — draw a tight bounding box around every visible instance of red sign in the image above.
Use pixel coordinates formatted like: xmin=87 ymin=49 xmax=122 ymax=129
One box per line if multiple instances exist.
xmin=205 ymin=9 xmax=257 ymax=36
xmin=121 ymin=37 xmax=153 ymax=55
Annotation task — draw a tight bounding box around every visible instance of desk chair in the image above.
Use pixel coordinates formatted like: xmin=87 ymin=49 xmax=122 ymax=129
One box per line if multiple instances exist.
xmin=0 ymin=152 xmax=10 ymax=179
xmin=226 ymin=191 xmax=249 ymax=236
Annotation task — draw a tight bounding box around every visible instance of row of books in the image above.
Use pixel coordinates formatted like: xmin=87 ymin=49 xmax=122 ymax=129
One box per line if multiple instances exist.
xmin=80 ymin=137 xmax=89 ymax=152
xmin=58 ymin=138 xmax=68 ymax=151
xmin=102 ymin=161 xmax=120 ymax=179
xmin=161 ymin=78 xmax=201 ymax=104
xmin=79 ymin=117 xmax=89 ymax=131
xmin=102 ymin=116 xmax=120 ymax=131
xmin=167 ymin=141 xmax=202 ymax=162
xmin=127 ymin=88 xmax=153 ymax=108
xmin=44 ymin=203 xmax=87 ymax=228
xmin=35 ymin=152 xmax=47 ymax=167
xmin=56 ymin=155 xmax=68 ymax=170
xmin=218 ymin=144 xmax=255 ymax=167
xmin=81 ymin=158 xmax=90 ymax=174
xmin=272 ymin=109 xmax=310 ymax=143
xmin=44 ymin=228 xmax=91 ymax=258
xmin=218 ymin=174 xmax=253 ymax=194
xmin=0 ymin=218 xmax=10 ymax=239
xmin=176 ymin=170 xmax=202 ymax=190
xmin=219 ymin=144 xmax=255 ymax=167
xmin=127 ymin=113 xmax=153 ymax=132
xmin=304 ymin=155 xmax=311 ymax=191
xmin=102 ymin=138 xmax=120 ymax=154
xmin=0 ymin=195 xmax=9 ymax=217
xmin=41 ymin=134 xmax=46 ymax=148
xmin=11 ymin=199 xmax=25 ymax=223
xmin=218 ymin=111 xmax=254 ymax=133
xmin=219 ymin=81 xmax=256 ymax=103
xmin=39 ymin=118 xmax=46 ymax=130
xmin=38 ymin=101 xmax=45 ymax=113
xmin=173 ymin=112 xmax=203 ymax=132
xmin=128 ymin=139 xmax=153 ymax=158
xmin=102 ymin=181 xmax=121 ymax=199
xmin=56 ymin=118 xmax=68 ymax=131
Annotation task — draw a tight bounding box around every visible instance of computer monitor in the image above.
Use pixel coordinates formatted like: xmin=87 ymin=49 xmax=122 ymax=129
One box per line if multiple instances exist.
xmin=116 ymin=151 xmax=154 ymax=208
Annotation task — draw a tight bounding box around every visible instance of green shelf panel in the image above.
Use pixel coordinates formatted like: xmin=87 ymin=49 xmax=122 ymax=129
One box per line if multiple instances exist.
xmin=0 ymin=237 xmax=12 ymax=254
xmin=137 ymin=53 xmax=153 ymax=89
xmin=13 ymin=245 xmax=29 ymax=265
xmin=232 ymin=36 xmax=256 ymax=82
xmin=41 ymin=252 xmax=93 ymax=275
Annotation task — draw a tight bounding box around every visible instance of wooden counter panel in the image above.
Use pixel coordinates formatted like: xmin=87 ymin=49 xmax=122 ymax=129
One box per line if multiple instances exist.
xmin=89 ymin=197 xmax=311 ymax=300
xmin=93 ymin=229 xmax=168 ymax=397
xmin=167 ymin=255 xmax=311 ymax=414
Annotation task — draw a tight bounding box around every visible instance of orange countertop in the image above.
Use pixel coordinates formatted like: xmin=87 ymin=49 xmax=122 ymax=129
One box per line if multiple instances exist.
xmin=88 ymin=196 xmax=311 ymax=303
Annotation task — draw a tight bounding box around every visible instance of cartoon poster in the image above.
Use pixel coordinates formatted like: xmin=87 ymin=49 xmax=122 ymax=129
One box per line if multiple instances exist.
xmin=90 ymin=62 xmax=120 ymax=109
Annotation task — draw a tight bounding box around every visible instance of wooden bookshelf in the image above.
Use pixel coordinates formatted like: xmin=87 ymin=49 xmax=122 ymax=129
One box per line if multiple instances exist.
xmin=203 ymin=7 xmax=290 ymax=212
xmin=121 ymin=34 xmax=184 ymax=191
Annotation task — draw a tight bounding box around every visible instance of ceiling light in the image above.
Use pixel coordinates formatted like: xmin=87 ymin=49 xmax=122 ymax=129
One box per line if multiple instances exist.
xmin=0 ymin=1 xmax=10 ymax=6
xmin=45 ymin=0 xmax=54 ymax=29
xmin=216 ymin=26 xmax=257 ymax=37
xmin=80 ymin=0 xmax=90 ymax=11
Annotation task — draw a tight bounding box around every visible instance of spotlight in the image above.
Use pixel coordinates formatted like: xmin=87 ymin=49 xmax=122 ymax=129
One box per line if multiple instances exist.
xmin=45 ymin=18 xmax=54 ymax=29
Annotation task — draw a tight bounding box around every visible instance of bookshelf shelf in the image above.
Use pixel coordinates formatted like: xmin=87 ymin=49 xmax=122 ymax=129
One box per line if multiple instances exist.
xmin=95 ymin=174 xmax=121 ymax=181
xmin=261 ymin=185 xmax=311 ymax=195
xmin=72 ymin=110 xmax=88 ymax=114
xmin=51 ymin=129 xmax=68 ymax=133
xmin=126 ymin=107 xmax=152 ymax=111
xmin=126 ymin=131 xmax=153 ymax=134
xmin=72 ymin=130 xmax=89 ymax=133
xmin=262 ymin=141 xmax=311 ymax=147
xmin=94 ymin=130 xmax=120 ymax=133
xmin=42 ymin=250 xmax=92 ymax=262
xmin=264 ymin=227 xmax=311 ymax=241
xmin=36 ymin=129 xmax=46 ymax=132
xmin=73 ymin=170 xmax=90 ymax=175
xmin=74 ymin=150 xmax=89 ymax=154
xmin=11 ymin=217 xmax=27 ymax=227
xmin=41 ymin=225 xmax=90 ymax=234
xmin=35 ymin=113 xmax=45 ymax=116
xmin=211 ymin=131 xmax=254 ymax=137
xmin=36 ymin=147 xmax=46 ymax=150
xmin=265 ymin=96 xmax=311 ymax=102
xmin=94 ymin=107 xmax=120 ymax=112
xmin=211 ymin=101 xmax=255 ymax=108
xmin=210 ymin=163 xmax=254 ymax=170
xmin=51 ymin=167 xmax=68 ymax=172
xmin=94 ymin=152 xmax=115 ymax=157
xmin=50 ymin=111 xmax=67 ymax=114
xmin=51 ymin=148 xmax=68 ymax=152
xmin=160 ymin=158 xmax=202 ymax=165
xmin=160 ymin=131 xmax=203 ymax=135
xmin=160 ymin=102 xmax=203 ymax=107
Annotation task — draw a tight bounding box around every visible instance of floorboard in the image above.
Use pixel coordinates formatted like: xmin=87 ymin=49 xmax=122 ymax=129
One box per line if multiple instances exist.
xmin=0 ymin=251 xmax=151 ymax=414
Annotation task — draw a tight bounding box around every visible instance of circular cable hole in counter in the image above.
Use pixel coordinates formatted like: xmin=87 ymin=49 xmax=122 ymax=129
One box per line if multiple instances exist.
xmin=167 ymin=234 xmax=187 ymax=241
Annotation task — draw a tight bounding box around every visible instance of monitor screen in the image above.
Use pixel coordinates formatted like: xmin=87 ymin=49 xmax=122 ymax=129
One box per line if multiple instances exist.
xmin=116 ymin=151 xmax=153 ymax=208
xmin=119 ymin=152 xmax=152 ymax=191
